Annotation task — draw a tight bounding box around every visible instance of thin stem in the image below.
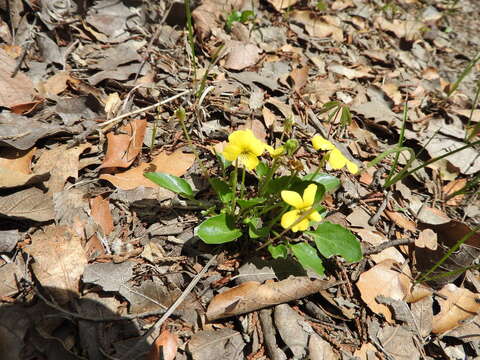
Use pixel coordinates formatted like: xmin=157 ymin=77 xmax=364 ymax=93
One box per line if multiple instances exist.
xmin=239 ymin=166 xmax=246 ymax=200
xmin=230 ymin=161 xmax=239 ymax=214
xmin=259 ymin=158 xmax=279 ymax=195
xmin=386 ymin=101 xmax=408 ymax=183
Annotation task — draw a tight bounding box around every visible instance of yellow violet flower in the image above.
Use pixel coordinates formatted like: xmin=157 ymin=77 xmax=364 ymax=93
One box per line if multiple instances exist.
xmin=223 ymin=129 xmax=266 ymax=170
xmin=281 ymin=184 xmax=322 ymax=232
xmin=311 ymin=135 xmax=359 ymax=174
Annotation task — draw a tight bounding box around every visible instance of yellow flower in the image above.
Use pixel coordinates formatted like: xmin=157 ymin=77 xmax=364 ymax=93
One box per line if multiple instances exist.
xmin=223 ymin=130 xmax=266 ymax=170
xmin=311 ymin=135 xmax=359 ymax=174
xmin=280 ymin=184 xmax=322 ymax=232
xmin=266 ymin=145 xmax=285 ymax=157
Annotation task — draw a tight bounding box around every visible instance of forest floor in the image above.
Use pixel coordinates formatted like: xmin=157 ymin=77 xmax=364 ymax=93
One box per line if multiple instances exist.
xmin=0 ymin=0 xmax=480 ymax=359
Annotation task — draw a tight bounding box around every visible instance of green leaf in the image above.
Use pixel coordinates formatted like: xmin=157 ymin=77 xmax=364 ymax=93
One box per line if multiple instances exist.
xmin=215 ymin=152 xmax=231 ymax=170
xmin=144 ymin=172 xmax=193 ymax=197
xmin=245 ymin=217 xmax=269 ymax=239
xmin=226 ymin=10 xmax=242 ymax=31
xmin=240 ymin=10 xmax=255 ymax=22
xmin=307 ymin=221 xmax=362 ymax=262
xmin=268 ymin=244 xmax=288 ymax=259
xmin=303 ymin=173 xmax=341 ymax=193
xmin=237 ymin=197 xmax=265 ymax=209
xmin=197 ymin=214 xmax=242 ymax=244
xmin=264 ymin=176 xmax=300 ymax=195
xmin=209 ymin=178 xmax=233 ymax=203
xmin=256 ymin=162 xmax=269 ymax=177
xmin=290 ymin=243 xmax=324 ymax=276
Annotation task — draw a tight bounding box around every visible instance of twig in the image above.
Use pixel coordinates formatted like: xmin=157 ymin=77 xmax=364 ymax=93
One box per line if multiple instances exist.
xmin=120 ymin=254 xmax=218 ymax=360
xmin=362 ymin=238 xmax=414 ymax=256
xmin=368 ymin=190 xmax=390 ymax=226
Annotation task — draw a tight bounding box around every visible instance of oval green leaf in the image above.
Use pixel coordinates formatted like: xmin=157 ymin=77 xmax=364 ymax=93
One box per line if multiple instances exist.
xmin=197 ymin=214 xmax=242 ymax=244
xmin=237 ymin=197 xmax=265 ymax=209
xmin=290 ymin=242 xmax=324 ymax=276
xmin=303 ymin=173 xmax=341 ymax=193
xmin=268 ymin=244 xmax=288 ymax=259
xmin=144 ymin=172 xmax=193 ymax=197
xmin=307 ymin=221 xmax=362 ymax=262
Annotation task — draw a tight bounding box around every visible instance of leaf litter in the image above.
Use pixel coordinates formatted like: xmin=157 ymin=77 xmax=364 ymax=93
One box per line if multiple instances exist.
xmin=0 ymin=0 xmax=479 ymax=359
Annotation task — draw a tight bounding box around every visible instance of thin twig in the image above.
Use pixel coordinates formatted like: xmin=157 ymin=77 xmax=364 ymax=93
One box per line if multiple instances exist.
xmin=368 ymin=190 xmax=390 ymax=226
xmin=362 ymin=238 xmax=414 ymax=256
xmin=120 ymin=254 xmax=218 ymax=360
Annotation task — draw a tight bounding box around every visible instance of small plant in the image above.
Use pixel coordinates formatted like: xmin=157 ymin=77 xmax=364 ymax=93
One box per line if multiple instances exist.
xmin=225 ymin=10 xmax=255 ymax=32
xmin=145 ymin=130 xmax=362 ymax=275
xmin=318 ymin=101 xmax=352 ymax=129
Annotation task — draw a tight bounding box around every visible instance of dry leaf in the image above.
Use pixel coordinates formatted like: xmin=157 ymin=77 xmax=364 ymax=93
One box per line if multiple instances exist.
xmin=100 ymin=149 xmax=195 ymax=190
xmin=384 ymin=210 xmax=417 ymax=232
xmin=416 ymin=228 xmax=438 ymax=250
xmin=100 ymin=119 xmax=147 ymax=169
xmin=290 ymin=11 xmax=343 ymax=42
xmin=25 ymin=225 xmax=88 ymax=304
xmin=34 ymin=143 xmax=91 ymax=193
xmin=207 ymin=277 xmax=336 ymax=321
xmin=37 ymin=71 xmax=72 ymax=98
xmin=375 ymin=16 xmax=424 ymax=41
xmin=262 ymin=106 xmax=277 ymax=128
xmin=432 ymin=284 xmax=480 ymax=334
xmin=0 ymin=147 xmax=50 ymax=188
xmin=224 ymin=41 xmax=261 ymax=71
xmin=356 ymin=229 xmax=405 ymax=263
xmin=148 ymin=330 xmax=178 ymax=360
xmin=266 ymin=0 xmax=300 ymax=11
xmin=443 ymin=178 xmax=467 ymax=206
xmin=0 ymin=187 xmax=55 ymax=222
xmin=0 ymin=48 xmax=34 ymax=108
xmin=328 ymin=63 xmax=373 ymax=80
xmin=90 ymin=196 xmax=114 ymax=235
xmin=290 ymin=64 xmax=309 ymax=92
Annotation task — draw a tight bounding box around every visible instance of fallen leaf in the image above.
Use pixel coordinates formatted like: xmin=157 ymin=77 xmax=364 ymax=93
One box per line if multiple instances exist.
xmin=34 ymin=143 xmax=91 ymax=193
xmin=267 ymin=0 xmax=300 ymax=11
xmin=206 ymin=277 xmax=337 ymax=321
xmin=356 ymin=229 xmax=405 ymax=263
xmin=375 ymin=16 xmax=424 ymax=41
xmin=187 ymin=328 xmax=245 ymax=360
xmin=100 ymin=119 xmax=147 ymax=169
xmin=416 ymin=229 xmax=438 ymax=250
xmin=0 ymin=147 xmax=50 ymax=188
xmin=415 ymin=206 xmax=451 ymax=225
xmin=0 ymin=47 xmax=34 ymax=108
xmin=262 ymin=106 xmax=277 ymax=128
xmin=384 ymin=210 xmax=417 ymax=232
xmin=443 ymin=178 xmax=467 ymax=206
xmin=328 ymin=63 xmax=373 ymax=80
xmin=432 ymin=284 xmax=480 ymax=334
xmin=224 ymin=41 xmax=261 ymax=71
xmin=353 ymin=343 xmax=379 ymax=360
xmin=148 ymin=330 xmax=179 ymax=360
xmin=274 ymin=304 xmax=309 ymax=358
xmin=37 ymin=71 xmax=72 ymax=98
xmin=90 ymin=196 xmax=114 ymax=235
xmin=0 ymin=187 xmax=54 ymax=222
xmin=100 ymin=149 xmax=195 ymax=190
xmin=290 ymin=11 xmax=343 ymax=42
xmin=290 ymin=64 xmax=309 ymax=92
xmin=25 ymin=225 xmax=88 ymax=304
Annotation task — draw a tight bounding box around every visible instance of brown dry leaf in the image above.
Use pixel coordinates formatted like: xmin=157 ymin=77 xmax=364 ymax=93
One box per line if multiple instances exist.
xmin=147 ymin=329 xmax=178 ymax=360
xmin=0 ymin=187 xmax=55 ymax=222
xmin=206 ymin=277 xmax=336 ymax=321
xmin=0 ymin=48 xmax=34 ymax=108
xmin=25 ymin=225 xmax=88 ymax=304
xmin=443 ymin=178 xmax=467 ymax=206
xmin=34 ymin=143 xmax=91 ymax=194
xmin=37 ymin=71 xmax=72 ymax=98
xmin=432 ymin=284 xmax=480 ymax=334
xmin=0 ymin=147 xmax=49 ymax=188
xmin=328 ymin=63 xmax=374 ymax=80
xmin=100 ymin=149 xmax=195 ymax=190
xmin=89 ymin=196 xmax=114 ymax=235
xmin=416 ymin=228 xmax=438 ymax=250
xmin=100 ymin=119 xmax=147 ymax=169
xmin=380 ymin=81 xmax=402 ymax=106
xmin=262 ymin=106 xmax=277 ymax=128
xmin=267 ymin=0 xmax=300 ymax=11
xmin=354 ymin=343 xmax=380 ymax=360
xmin=415 ymin=206 xmax=451 ymax=225
xmin=384 ymin=210 xmax=417 ymax=232
xmin=356 ymin=229 xmax=405 ymax=263
xmin=192 ymin=0 xmax=245 ymax=40
xmin=290 ymin=11 xmax=344 ymax=42
xmin=290 ymin=64 xmax=309 ymax=92
xmin=224 ymin=41 xmax=261 ymax=71
xmin=375 ymin=16 xmax=424 ymax=41
xmin=356 ymin=259 xmax=413 ymax=323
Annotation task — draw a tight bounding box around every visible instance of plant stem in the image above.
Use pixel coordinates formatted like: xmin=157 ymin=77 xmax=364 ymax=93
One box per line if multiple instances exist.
xmin=230 ymin=161 xmax=239 ymax=214
xmin=239 ymin=166 xmax=246 ymax=201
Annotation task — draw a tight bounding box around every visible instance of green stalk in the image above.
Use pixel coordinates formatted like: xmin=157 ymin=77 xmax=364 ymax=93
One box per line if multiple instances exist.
xmin=184 ymin=0 xmax=197 ymax=87
xmin=467 ymin=80 xmax=480 ymax=141
xmin=239 ymin=166 xmax=246 ymax=201
xmin=386 ymin=102 xmax=408 ymax=183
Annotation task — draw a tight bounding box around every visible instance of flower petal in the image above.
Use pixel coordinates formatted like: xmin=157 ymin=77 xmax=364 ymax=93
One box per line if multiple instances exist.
xmin=222 ymin=143 xmax=241 ymax=161
xmin=281 ymin=210 xmax=301 ymax=229
xmin=228 ymin=129 xmax=253 ymax=146
xmin=328 ymin=148 xmax=347 ymax=170
xmin=281 ymin=190 xmax=304 ymax=209
xmin=302 ymin=184 xmax=317 ymax=207
xmin=347 ymin=160 xmax=359 ymax=174
xmin=308 ymin=210 xmax=322 ymax=222
xmin=312 ymin=135 xmax=335 ymax=151
xmin=241 ymin=153 xmax=259 ymax=170
xmin=247 ymin=137 xmax=266 ymax=156
xmin=292 ymin=218 xmax=309 ymax=232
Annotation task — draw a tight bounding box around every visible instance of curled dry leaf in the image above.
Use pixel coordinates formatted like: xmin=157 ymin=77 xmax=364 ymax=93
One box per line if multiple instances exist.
xmin=290 ymin=11 xmax=343 ymax=42
xmin=267 ymin=0 xmax=300 ymax=11
xmin=25 ymin=225 xmax=88 ymax=304
xmin=356 ymin=259 xmax=431 ymax=323
xmin=384 ymin=210 xmax=417 ymax=232
xmin=206 ymin=277 xmax=337 ymax=321
xmin=148 ymin=329 xmax=179 ymax=360
xmin=432 ymin=284 xmax=480 ymax=334
xmin=100 ymin=119 xmax=147 ymax=169
xmin=89 ymin=196 xmax=114 ymax=235
xmin=100 ymin=149 xmax=195 ymax=190
xmin=0 ymin=147 xmax=49 ymax=188
xmin=443 ymin=178 xmax=467 ymax=206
